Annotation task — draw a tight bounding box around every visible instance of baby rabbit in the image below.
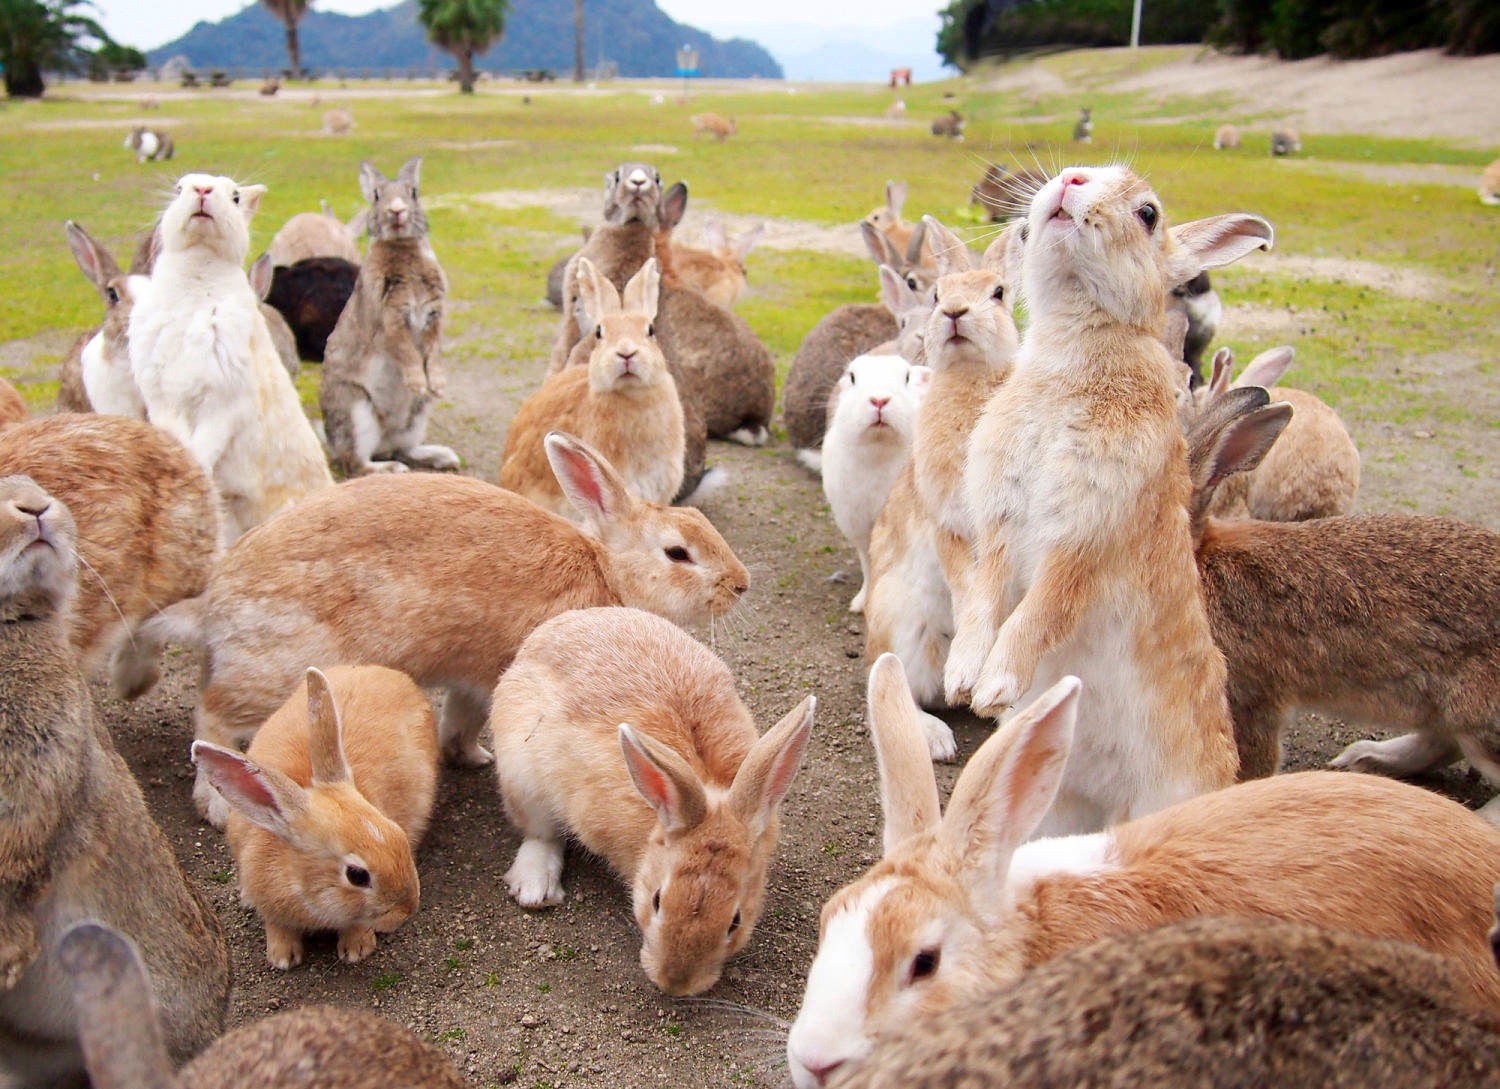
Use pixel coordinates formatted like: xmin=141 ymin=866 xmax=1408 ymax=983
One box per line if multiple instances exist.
xmin=0 ymin=413 xmax=220 ymax=672
xmin=822 ymin=354 xmax=931 ymax=612
xmin=321 ymin=157 xmax=458 ymax=477
xmin=60 ymin=922 xmax=471 ymax=1088
xmin=500 ymin=258 xmax=684 ymax=512
xmin=0 ymin=476 xmax=228 ymax=1089
xmin=193 ymin=665 xmax=438 ymax=968
xmin=784 ymin=655 xmax=1500 ymax=1088
xmin=1185 ymin=387 xmax=1500 ymax=794
xmin=864 ymin=180 xmax=914 ymax=257
xmin=491 ymin=606 xmax=813 ymax=996
xmin=113 ymin=433 xmax=748 ymax=825
xmin=59 ymin=221 xmax=143 ymax=417
xmin=128 ymin=173 xmax=332 ymax=541
xmin=836 ymin=917 xmax=1500 ymax=1089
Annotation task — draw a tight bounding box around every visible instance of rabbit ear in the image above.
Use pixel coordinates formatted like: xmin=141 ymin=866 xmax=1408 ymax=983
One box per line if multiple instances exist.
xmin=1190 ymin=397 xmax=1293 ymax=501
xmin=236 ymin=185 xmax=266 ymax=218
xmin=359 ymin=161 xmax=387 ymax=204
xmin=58 ymin=923 xmax=179 ymax=1089
xmin=904 ymin=217 xmax=930 ymax=268
xmin=346 ymin=207 xmax=370 ymax=238
xmin=248 ymin=252 xmax=274 ymax=301
xmin=1168 ymin=214 xmax=1274 ymax=284
xmin=397 ymin=156 xmax=422 ymax=189
xmin=659 ymin=182 xmax=688 ymax=230
xmin=860 ymin=220 xmax=900 ymax=267
xmin=877 ymin=264 xmax=917 ymax=314
xmin=1208 ymin=347 xmax=1234 ymax=397
xmin=544 ymin=431 xmax=634 ymax=529
xmin=732 ymin=222 xmax=764 ymax=262
xmin=938 ymin=676 xmax=1081 ymax=908
xmin=728 ymin=696 xmax=815 ymax=836
xmin=867 ymin=655 xmax=942 ymax=855
xmin=191 ymin=741 xmax=309 ymax=839
xmin=982 ymin=219 xmax=1024 ymax=279
xmin=1232 ymin=346 xmax=1294 ymax=391
xmin=886 ymin=179 xmax=907 ymax=219
xmin=921 ymin=215 xmax=971 ymax=277
xmin=305 ymin=667 xmax=351 ymax=786
xmin=619 ymin=724 xmax=708 ymax=834
xmin=703 ymin=219 xmax=728 ymax=253
xmin=575 ymin=257 xmax=619 ymax=324
xmin=622 ymin=258 xmax=660 ymax=320
xmin=1160 ymin=309 xmax=1189 ymax=365
xmin=65 ymin=221 xmax=121 ymax=291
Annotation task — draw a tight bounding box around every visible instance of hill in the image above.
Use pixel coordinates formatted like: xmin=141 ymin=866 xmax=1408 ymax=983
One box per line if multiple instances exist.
xmin=147 ymin=0 xmax=783 ymax=79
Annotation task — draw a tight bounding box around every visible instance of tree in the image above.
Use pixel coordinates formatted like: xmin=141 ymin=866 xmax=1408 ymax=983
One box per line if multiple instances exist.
xmin=0 ymin=0 xmax=109 ymax=97
xmin=572 ymin=0 xmax=583 ymax=82
xmin=419 ymin=0 xmax=508 ymax=94
xmin=259 ymin=0 xmax=310 ymax=77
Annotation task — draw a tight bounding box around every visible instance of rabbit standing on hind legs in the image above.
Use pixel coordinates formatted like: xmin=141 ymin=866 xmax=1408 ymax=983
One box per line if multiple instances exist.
xmin=321 ymin=157 xmax=459 ymax=477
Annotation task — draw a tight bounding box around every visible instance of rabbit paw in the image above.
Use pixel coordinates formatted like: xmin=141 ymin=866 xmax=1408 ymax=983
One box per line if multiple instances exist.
xmin=363 ymin=459 xmax=410 ymax=475
xmin=401 ymin=444 xmax=461 ymax=471
xmin=195 ymin=771 xmax=231 ymax=831
xmin=919 ymin=711 xmax=958 ymax=763
xmin=943 ymin=639 xmax=988 ymax=706
xmin=849 ymin=585 xmax=867 ymax=613
xmin=443 ymin=737 xmax=494 ymax=769
xmin=338 ymin=926 xmax=378 ymax=964
xmin=971 ymin=667 xmax=1025 ymax=718
xmin=265 ymin=926 xmax=304 ymax=971
xmin=505 ymin=839 xmax=565 ymax=909
xmin=0 ymin=922 xmax=40 ymax=989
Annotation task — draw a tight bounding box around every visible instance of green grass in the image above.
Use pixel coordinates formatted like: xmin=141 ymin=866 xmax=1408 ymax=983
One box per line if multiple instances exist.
xmin=1 ymin=57 xmax=1496 ymax=437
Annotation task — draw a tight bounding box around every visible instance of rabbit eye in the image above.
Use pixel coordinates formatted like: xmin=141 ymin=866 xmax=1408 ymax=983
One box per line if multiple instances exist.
xmin=595 ymin=325 xmax=604 ymax=341
xmin=647 ymin=323 xmax=655 ymax=338
xmin=412 ymin=186 xmax=419 ymax=200
xmin=652 ymin=889 xmax=661 ymax=912
xmin=1137 ymin=204 xmax=1159 ymax=231
xmin=727 ymin=909 xmax=741 ymax=937
xmin=846 ymin=371 xmax=855 ymax=385
xmin=991 ymin=285 xmax=1004 ymax=301
xmin=105 ymin=286 xmax=120 ymax=305
xmin=345 ymin=865 xmax=371 ymax=888
xmin=1019 ymin=222 xmax=1029 ymax=243
xmin=909 ymin=947 xmax=940 ymax=982
xmin=905 ymin=274 xmax=918 ymax=291
xmin=664 ymin=545 xmax=692 ymax=563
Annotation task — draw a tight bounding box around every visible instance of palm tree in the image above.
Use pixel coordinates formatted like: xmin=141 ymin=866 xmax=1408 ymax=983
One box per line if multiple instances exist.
xmin=0 ymin=0 xmax=111 ymax=98
xmin=419 ymin=0 xmax=508 ymax=94
xmin=259 ymin=0 xmax=310 ymax=78
xmin=572 ymin=0 xmax=583 ymax=82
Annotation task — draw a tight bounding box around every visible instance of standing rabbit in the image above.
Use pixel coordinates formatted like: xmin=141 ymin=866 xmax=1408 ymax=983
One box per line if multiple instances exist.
xmin=193 ymin=666 xmax=438 ymax=968
xmin=864 ymin=180 xmax=915 ymax=257
xmin=128 ymin=173 xmax=332 ymax=541
xmin=1072 ymin=106 xmax=1093 ymax=142
xmin=0 ymin=476 xmax=228 ymax=1089
xmin=321 ymin=157 xmax=458 ymax=477
xmin=111 ymin=434 xmax=749 ymax=825
xmin=491 ymin=606 xmax=813 ymax=996
xmin=500 ymin=258 xmax=684 ymax=511
xmin=60 ymin=922 xmax=471 ymax=1088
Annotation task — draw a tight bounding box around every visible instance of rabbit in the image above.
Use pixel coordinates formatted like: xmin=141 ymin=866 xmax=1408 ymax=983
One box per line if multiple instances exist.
xmin=884 ymin=98 xmax=905 ymax=119
xmin=259 ymin=76 xmax=280 ymax=95
xmin=1214 ymin=123 xmax=1241 ymax=149
xmin=1184 ymin=344 xmax=1360 ymax=520
xmin=1271 ymin=128 xmax=1301 ymax=156
xmin=864 ymin=180 xmax=915 ymax=257
xmin=970 ymin=162 xmax=1050 ymax=222
xmin=59 ymin=921 xmax=472 ymax=1088
xmin=834 ymin=916 xmax=1500 ymax=1089
xmin=0 ymin=477 xmax=228 ymax=1089
xmin=192 ymin=665 xmax=438 ymax=969
xmin=930 ymin=110 xmax=964 ymax=139
xmin=822 ymin=353 xmax=932 ymax=613
xmin=123 ymin=126 xmax=173 ymax=163
xmin=321 ymin=157 xmax=459 ymax=478
xmin=0 ymin=413 xmax=219 ymax=673
xmin=58 ymin=221 xmax=144 ymax=418
xmin=248 ymin=253 xmax=300 ymax=377
xmin=1182 ymin=386 xmax=1500 ymax=793
xmin=267 ymin=203 xmax=365 ymax=267
xmin=1165 ymin=269 xmax=1220 ymax=381
xmin=263 ymin=255 xmax=358 ymax=362
xmin=0 ymin=380 xmax=24 ymax=429
xmin=490 ymin=606 xmax=813 ymax=996
xmin=944 ymin=166 xmax=1271 ymax=835
xmin=128 ymin=173 xmax=332 ymax=542
xmin=690 ymin=112 xmax=736 ymax=140
xmin=783 ymin=654 xmax=1500 ymax=1089
xmin=501 ymin=259 xmax=684 ymax=512
xmin=669 ymin=219 xmax=762 ymax=309
xmin=322 ymin=107 xmax=354 ymax=135
xmin=1072 ymin=106 xmax=1093 ymax=143
xmin=110 ymin=432 xmax=749 ymax=826
xmin=1481 ymin=159 xmax=1500 ymax=205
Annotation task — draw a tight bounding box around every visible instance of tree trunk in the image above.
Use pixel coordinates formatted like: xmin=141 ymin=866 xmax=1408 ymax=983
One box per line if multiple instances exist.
xmin=573 ymin=0 xmax=585 ymax=81
xmin=4 ymin=57 xmax=46 ymax=98
xmin=284 ymin=19 xmax=301 ymax=77
xmin=459 ymin=47 xmax=475 ymax=93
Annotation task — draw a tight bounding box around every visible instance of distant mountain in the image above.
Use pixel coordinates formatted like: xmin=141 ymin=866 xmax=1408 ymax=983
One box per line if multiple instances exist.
xmin=745 ymin=18 xmax=951 ymax=82
xmin=147 ymin=0 xmax=783 ymax=79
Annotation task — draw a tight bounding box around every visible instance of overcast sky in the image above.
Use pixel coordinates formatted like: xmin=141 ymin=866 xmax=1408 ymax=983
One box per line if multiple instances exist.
xmin=96 ymin=0 xmax=940 ymax=52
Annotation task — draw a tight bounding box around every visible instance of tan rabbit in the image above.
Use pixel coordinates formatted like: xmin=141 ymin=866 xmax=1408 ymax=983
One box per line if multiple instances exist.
xmin=500 ymin=258 xmax=684 ymax=512
xmin=193 ymin=665 xmax=438 ymax=968
xmin=783 ymin=655 xmax=1500 ymax=1088
xmin=0 ymin=477 xmax=228 ymax=1089
xmin=0 ymin=380 xmax=24 ymax=429
xmin=491 ymin=606 xmax=813 ymax=996
xmin=946 ymin=167 xmax=1270 ymax=833
xmin=60 ymin=922 xmax=471 ymax=1089
xmin=58 ymin=221 xmax=144 ymax=417
xmin=1214 ymin=123 xmax=1241 ymax=149
xmin=0 ymin=414 xmax=219 ymax=672
xmin=690 ymin=112 xmax=737 ymax=140
xmin=1184 ymin=387 xmax=1500 ymax=793
xmin=112 ymin=433 xmax=749 ymax=825
xmin=669 ymin=220 xmax=762 ymax=309
xmin=322 ymin=107 xmax=354 ymax=135
xmin=1481 ymin=159 xmax=1500 ymax=205
xmin=835 ymin=917 xmax=1500 ymax=1089
xmin=1184 ymin=344 xmax=1360 ymax=520
xmin=267 ymin=202 xmax=365 ymax=267
xmin=864 ymin=180 xmax=915 ymax=257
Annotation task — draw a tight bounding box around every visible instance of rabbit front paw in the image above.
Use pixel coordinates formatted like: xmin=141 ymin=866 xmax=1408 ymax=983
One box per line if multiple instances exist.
xmin=265 ymin=925 xmax=304 ymax=971
xmin=505 ymin=839 xmax=565 ymax=909
xmin=919 ymin=711 xmax=958 ymax=763
xmin=338 ymin=926 xmax=378 ymax=964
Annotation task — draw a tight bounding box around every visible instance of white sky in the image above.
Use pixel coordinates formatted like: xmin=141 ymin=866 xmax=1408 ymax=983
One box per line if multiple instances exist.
xmin=97 ymin=0 xmax=939 ymax=52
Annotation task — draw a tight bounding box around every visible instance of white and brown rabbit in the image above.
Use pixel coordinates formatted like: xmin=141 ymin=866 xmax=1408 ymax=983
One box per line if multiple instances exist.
xmin=112 ymin=433 xmax=749 ymax=825
xmin=490 ymin=606 xmax=813 ymax=996
xmin=321 ymin=157 xmax=458 ymax=477
xmin=946 ymin=166 xmax=1270 ymax=834
xmin=0 ymin=476 xmax=228 ymax=1089
xmin=60 ymin=921 xmax=472 ymax=1088
xmin=128 ymin=173 xmax=331 ymax=541
xmin=783 ymin=655 xmax=1500 ymax=1088
xmin=0 ymin=413 xmax=219 ymax=672
xmin=123 ymin=126 xmax=173 ymax=163
xmin=835 ymin=916 xmax=1500 ymax=1089
xmin=500 ymin=258 xmax=684 ymax=512
xmin=1185 ymin=387 xmax=1500 ymax=794
xmin=58 ymin=221 xmax=143 ymax=418
xmin=193 ymin=665 xmax=438 ymax=968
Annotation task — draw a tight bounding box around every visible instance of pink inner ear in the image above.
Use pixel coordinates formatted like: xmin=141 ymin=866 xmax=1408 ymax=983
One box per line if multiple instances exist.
xmin=206 ymin=751 xmax=274 ymax=809
xmin=632 ymin=754 xmax=672 ymax=811
xmin=561 ymin=448 xmax=605 ymax=511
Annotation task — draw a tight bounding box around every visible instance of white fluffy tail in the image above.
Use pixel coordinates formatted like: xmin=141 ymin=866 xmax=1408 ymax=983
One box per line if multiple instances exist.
xmin=111 ymin=597 xmax=207 ymax=700
xmin=681 ymin=467 xmax=728 ymax=507
xmin=794 ymin=447 xmax=822 ymax=475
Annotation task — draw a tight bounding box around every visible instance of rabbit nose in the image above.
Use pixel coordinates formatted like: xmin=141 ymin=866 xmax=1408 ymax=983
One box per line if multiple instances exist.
xmin=628 ymin=168 xmax=648 ymax=188
xmin=943 ymin=304 xmax=969 ymax=319
xmin=194 ymin=185 xmax=212 ymax=197
xmin=870 ymin=397 xmax=891 ymax=409
xmin=1061 ymin=171 xmax=1088 ymax=188
xmin=804 ymin=1059 xmax=845 ymax=1086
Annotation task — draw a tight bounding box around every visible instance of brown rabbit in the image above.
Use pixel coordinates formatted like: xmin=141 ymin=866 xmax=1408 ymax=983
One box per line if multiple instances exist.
xmin=58 ymin=221 xmax=142 ymax=417
xmin=834 ymin=917 xmax=1500 ymax=1089
xmin=0 ymin=477 xmax=228 ymax=1089
xmin=112 ymin=433 xmax=749 ymax=826
xmin=0 ymin=414 xmax=219 ymax=672
xmin=1185 ymin=387 xmax=1500 ymax=795
xmin=60 ymin=922 xmax=471 ymax=1088
xmin=690 ymin=112 xmax=737 ymax=140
